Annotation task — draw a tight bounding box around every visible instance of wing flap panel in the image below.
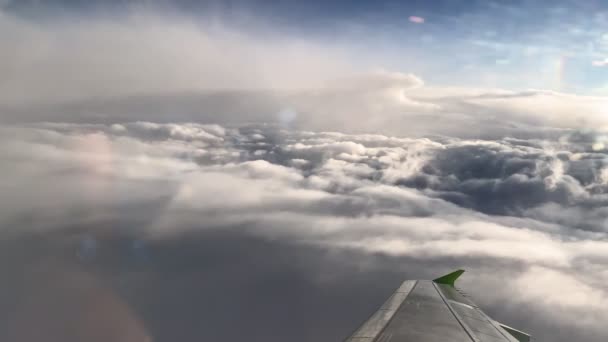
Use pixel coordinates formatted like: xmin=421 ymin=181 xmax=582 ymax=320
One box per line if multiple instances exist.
xmin=345 ymin=280 xmax=416 ymax=342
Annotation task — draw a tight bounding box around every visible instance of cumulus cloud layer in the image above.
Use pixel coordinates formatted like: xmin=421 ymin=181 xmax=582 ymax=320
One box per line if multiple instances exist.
xmin=2 ymin=121 xmax=608 ymax=341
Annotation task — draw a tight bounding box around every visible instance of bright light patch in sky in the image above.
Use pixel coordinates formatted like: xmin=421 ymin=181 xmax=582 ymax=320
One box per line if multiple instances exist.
xmin=592 ymin=59 xmax=608 ymax=67
xmin=408 ymin=15 xmax=425 ymax=24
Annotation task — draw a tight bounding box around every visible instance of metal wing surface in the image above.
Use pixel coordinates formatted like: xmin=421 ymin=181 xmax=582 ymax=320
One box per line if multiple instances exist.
xmin=345 ymin=270 xmax=531 ymax=342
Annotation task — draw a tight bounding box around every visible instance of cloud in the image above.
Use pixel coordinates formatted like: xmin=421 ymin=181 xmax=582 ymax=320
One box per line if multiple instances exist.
xmin=328 ymin=70 xmax=424 ymax=91
xmin=458 ymin=90 xmax=608 ymax=131
xmin=8 ymin=72 xmax=608 ymax=141
xmin=3 ymin=8 xmax=608 ymax=142
xmin=0 ymin=8 xmax=355 ymax=109
xmin=2 ymin=122 xmax=608 ymax=341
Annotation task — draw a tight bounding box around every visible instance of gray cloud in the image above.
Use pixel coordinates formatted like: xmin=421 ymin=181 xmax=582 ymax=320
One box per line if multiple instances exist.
xmin=1 ymin=122 xmax=608 ymax=341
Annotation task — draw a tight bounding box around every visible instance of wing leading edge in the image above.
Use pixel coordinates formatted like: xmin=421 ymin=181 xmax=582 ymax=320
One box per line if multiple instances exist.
xmin=344 ymin=270 xmax=531 ymax=342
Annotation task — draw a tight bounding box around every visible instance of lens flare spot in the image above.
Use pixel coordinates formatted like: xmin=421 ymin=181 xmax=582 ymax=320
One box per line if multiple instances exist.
xmin=408 ymin=16 xmax=425 ymax=24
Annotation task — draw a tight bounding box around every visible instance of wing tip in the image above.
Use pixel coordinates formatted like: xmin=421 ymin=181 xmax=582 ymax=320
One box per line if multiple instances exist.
xmin=433 ymin=269 xmax=465 ymax=287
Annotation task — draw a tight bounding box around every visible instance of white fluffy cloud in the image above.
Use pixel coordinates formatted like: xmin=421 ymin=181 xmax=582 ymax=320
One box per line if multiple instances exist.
xmin=2 ymin=122 xmax=608 ymax=341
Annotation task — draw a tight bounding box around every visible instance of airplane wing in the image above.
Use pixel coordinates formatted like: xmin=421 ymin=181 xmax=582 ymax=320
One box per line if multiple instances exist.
xmin=344 ymin=270 xmax=531 ymax=342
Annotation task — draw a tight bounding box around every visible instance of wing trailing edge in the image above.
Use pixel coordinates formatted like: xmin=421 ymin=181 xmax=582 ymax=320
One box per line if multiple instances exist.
xmin=498 ymin=322 xmax=532 ymax=342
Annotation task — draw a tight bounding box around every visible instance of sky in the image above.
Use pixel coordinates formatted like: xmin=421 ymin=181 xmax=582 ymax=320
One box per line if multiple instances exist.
xmin=3 ymin=0 xmax=608 ymax=93
xmin=1 ymin=1 xmax=608 ymax=342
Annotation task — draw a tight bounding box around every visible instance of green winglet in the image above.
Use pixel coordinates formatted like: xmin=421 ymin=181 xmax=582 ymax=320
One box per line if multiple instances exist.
xmin=433 ymin=269 xmax=465 ymax=287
